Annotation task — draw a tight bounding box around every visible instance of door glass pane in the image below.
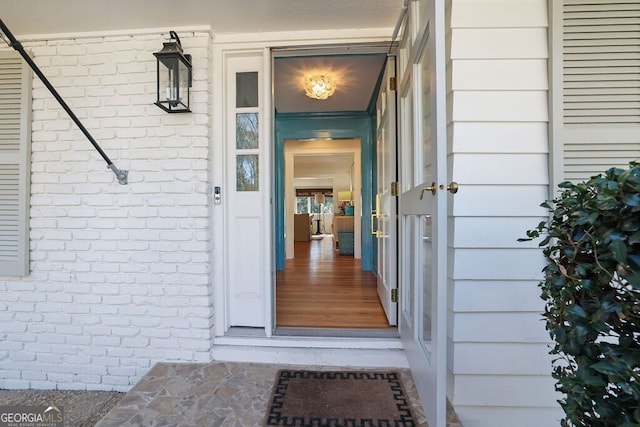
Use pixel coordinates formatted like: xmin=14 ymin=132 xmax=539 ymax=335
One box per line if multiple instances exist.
xmin=236 ymin=113 xmax=259 ymax=149
xmin=422 ymin=214 xmax=433 ymax=349
xmin=399 ymin=22 xmax=411 ymax=81
xmin=415 ymin=0 xmax=428 ymax=28
xmin=402 ymin=216 xmax=416 ymax=323
xmin=401 ymin=91 xmax=414 ymax=191
xmin=236 ymin=154 xmax=259 ymax=191
xmin=236 ymin=71 xmax=258 ymax=108
xmin=420 ymin=46 xmax=433 ymax=184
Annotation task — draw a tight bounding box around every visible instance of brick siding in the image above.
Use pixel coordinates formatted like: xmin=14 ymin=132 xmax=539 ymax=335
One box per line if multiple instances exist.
xmin=0 ymin=30 xmax=213 ymax=391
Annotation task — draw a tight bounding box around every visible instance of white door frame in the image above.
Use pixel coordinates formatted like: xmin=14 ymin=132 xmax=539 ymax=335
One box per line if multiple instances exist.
xmin=211 ymin=33 xmax=394 ymax=338
xmin=212 ymin=46 xmax=273 ymax=336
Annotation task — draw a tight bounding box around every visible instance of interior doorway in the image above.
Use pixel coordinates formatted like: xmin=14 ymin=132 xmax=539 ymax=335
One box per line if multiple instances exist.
xmin=276 ymin=140 xmax=391 ymax=330
xmin=272 ymin=46 xmax=392 ymax=331
xmin=283 ymin=139 xmax=362 ymax=261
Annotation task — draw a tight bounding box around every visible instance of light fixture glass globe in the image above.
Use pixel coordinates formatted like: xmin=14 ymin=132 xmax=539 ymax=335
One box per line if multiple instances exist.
xmin=304 ymin=74 xmax=336 ymax=100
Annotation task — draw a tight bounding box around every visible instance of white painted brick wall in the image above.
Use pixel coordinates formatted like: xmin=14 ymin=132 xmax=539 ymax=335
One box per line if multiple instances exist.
xmin=0 ymin=30 xmax=213 ymax=392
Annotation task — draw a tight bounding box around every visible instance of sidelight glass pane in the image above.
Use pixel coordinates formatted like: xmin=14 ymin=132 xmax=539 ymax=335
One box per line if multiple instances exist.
xmin=236 ymin=113 xmax=259 ymax=149
xmin=236 ymin=154 xmax=259 ymax=191
xmin=236 ymin=72 xmax=258 ymax=108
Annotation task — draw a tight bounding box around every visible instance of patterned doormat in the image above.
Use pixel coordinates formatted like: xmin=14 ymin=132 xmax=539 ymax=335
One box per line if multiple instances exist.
xmin=265 ymin=370 xmax=416 ymax=426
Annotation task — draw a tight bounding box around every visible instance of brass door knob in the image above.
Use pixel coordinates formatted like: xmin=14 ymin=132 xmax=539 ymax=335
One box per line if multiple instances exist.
xmin=440 ymin=182 xmax=459 ymax=194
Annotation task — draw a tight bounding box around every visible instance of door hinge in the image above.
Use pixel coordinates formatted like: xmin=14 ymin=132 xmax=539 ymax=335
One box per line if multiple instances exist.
xmin=391 ymin=181 xmax=399 ymax=197
xmin=391 ymin=288 xmax=398 ymax=303
xmin=389 ymin=77 xmax=396 ymax=91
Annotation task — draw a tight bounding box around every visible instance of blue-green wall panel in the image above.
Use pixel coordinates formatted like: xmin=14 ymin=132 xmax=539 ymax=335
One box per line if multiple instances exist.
xmin=275 ymin=113 xmax=376 ymax=271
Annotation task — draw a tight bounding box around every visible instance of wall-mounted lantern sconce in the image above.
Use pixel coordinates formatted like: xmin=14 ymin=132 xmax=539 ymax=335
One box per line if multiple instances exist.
xmin=154 ymin=31 xmax=192 ymax=113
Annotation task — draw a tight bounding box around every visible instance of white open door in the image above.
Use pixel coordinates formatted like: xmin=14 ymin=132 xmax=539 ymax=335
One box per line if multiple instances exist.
xmin=398 ymin=2 xmax=452 ymax=426
xmin=374 ymin=56 xmax=398 ymax=326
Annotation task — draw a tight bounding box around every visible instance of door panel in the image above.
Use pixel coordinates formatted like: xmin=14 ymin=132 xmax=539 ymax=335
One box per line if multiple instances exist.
xmin=398 ymin=2 xmax=450 ymax=426
xmin=375 ymin=56 xmax=398 ymax=326
xmin=226 ymin=55 xmax=268 ymax=328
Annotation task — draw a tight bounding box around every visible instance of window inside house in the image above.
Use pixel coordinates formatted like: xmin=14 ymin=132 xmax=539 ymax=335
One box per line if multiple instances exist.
xmin=294 ymin=189 xmax=333 ymax=214
xmin=295 ymin=196 xmax=334 ymax=214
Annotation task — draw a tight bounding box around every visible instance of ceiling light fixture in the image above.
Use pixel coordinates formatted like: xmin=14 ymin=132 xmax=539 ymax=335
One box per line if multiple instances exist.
xmin=304 ymin=74 xmax=336 ymax=100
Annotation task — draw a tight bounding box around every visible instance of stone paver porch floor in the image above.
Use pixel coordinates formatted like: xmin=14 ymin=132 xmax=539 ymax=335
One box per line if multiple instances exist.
xmin=96 ymin=361 xmax=464 ymax=426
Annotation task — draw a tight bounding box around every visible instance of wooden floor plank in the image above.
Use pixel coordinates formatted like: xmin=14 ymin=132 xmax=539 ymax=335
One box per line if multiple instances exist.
xmin=276 ymin=235 xmax=391 ymax=328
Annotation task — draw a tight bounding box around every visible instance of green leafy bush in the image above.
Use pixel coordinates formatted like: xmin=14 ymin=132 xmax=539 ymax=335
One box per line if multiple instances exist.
xmin=523 ymin=162 xmax=640 ymax=426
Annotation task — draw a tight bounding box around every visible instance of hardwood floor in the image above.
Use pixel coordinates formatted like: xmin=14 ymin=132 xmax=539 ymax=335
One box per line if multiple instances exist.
xmin=276 ymin=235 xmax=391 ymax=328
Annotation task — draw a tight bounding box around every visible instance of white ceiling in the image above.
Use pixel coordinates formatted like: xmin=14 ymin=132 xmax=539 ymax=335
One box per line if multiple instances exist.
xmin=274 ymin=54 xmax=387 ymax=114
xmin=1 ymin=0 xmax=402 ymax=37
xmin=1 ymin=1 xmax=401 ymax=114
xmin=294 ymin=152 xmax=354 ymax=179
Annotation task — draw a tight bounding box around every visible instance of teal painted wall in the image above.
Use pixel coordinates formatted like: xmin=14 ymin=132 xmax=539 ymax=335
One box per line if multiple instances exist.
xmin=275 ymin=113 xmax=377 ymax=271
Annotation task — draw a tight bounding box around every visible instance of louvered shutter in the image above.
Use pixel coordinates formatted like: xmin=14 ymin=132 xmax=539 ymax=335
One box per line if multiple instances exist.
xmin=561 ymin=0 xmax=640 ymax=181
xmin=0 ymin=51 xmax=31 ymax=276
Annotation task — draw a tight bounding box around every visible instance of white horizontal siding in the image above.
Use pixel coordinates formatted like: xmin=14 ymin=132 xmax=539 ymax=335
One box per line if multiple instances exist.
xmin=453 ymin=343 xmax=553 ymax=375
xmin=455 ymin=406 xmax=563 ymax=427
xmin=450 ymin=0 xmax=548 ymax=28
xmin=454 ymin=312 xmax=549 ymax=343
xmin=452 ymin=217 xmax=543 ymax=248
xmin=450 ymin=28 xmax=547 ymax=59
xmin=451 ymin=185 xmax=548 ymax=217
xmin=454 ymin=248 xmax=545 ymax=281
xmin=452 ymin=91 xmax=548 ymax=122
xmin=452 ymin=59 xmax=548 ymax=90
xmin=452 ymin=153 xmax=548 ymax=184
xmin=454 ymin=375 xmax=559 ymax=407
xmin=448 ymin=0 xmax=556 ymax=425
xmin=452 ymin=281 xmax=542 ymax=312
xmin=451 ymin=122 xmax=548 ymax=153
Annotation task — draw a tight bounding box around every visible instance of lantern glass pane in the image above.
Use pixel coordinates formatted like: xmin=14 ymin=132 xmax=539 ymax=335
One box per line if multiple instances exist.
xmin=178 ymin=59 xmax=189 ymax=103
xmin=158 ymin=60 xmax=177 ymax=103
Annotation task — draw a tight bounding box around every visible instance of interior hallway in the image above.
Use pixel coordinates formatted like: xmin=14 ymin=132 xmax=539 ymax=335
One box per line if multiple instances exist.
xmin=276 ymin=235 xmax=391 ymax=329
